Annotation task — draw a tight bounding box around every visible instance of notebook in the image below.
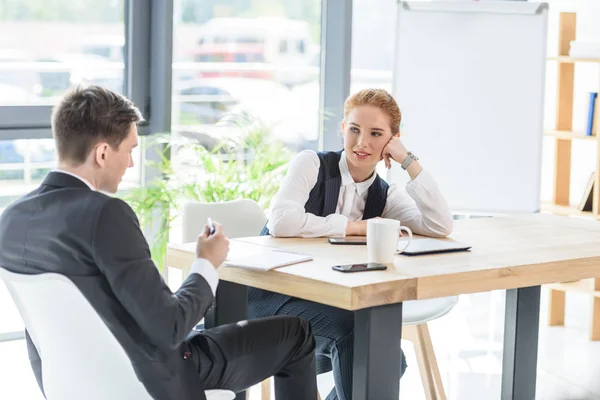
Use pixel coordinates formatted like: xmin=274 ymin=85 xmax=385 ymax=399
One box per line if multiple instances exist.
xmin=224 ymin=250 xmax=313 ymax=271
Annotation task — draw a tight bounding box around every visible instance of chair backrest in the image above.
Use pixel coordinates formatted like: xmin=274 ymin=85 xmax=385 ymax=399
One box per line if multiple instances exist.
xmin=0 ymin=267 xmax=152 ymax=400
xmin=182 ymin=199 xmax=267 ymax=242
xmin=0 ymin=267 xmax=236 ymax=400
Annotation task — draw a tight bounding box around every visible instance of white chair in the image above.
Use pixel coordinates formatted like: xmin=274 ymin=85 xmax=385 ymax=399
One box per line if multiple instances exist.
xmin=401 ymin=296 xmax=458 ymax=400
xmin=0 ymin=267 xmax=235 ymax=400
xmin=313 ymin=298 xmax=457 ymax=400
xmin=182 ymin=199 xmax=268 ymax=243
xmin=182 ymin=199 xmax=269 ymax=399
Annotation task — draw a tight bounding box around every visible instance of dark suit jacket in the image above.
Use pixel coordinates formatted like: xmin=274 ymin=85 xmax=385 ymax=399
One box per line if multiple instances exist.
xmin=0 ymin=172 xmax=213 ymax=400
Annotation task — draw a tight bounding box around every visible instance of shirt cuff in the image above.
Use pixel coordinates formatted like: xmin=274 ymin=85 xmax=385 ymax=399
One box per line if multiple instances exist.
xmin=329 ymin=214 xmax=349 ymax=237
xmin=189 ymin=258 xmax=219 ymax=296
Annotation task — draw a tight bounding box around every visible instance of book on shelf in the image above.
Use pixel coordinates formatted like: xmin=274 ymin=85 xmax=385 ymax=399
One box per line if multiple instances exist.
xmin=577 ymin=172 xmax=595 ymax=212
xmin=594 ymin=95 xmax=599 ymax=136
xmin=586 ymin=92 xmax=598 ymax=136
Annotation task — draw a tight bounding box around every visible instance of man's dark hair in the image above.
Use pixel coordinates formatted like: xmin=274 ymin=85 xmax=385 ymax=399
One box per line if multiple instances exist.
xmin=51 ymin=85 xmax=144 ymax=164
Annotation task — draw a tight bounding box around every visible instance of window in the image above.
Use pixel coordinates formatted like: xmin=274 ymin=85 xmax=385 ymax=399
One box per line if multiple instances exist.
xmin=178 ymin=83 xmax=233 ymax=124
xmin=195 ymin=54 xmax=227 ymax=62
xmin=280 ymin=40 xmax=289 ymax=54
xmin=0 ymin=139 xmax=54 ymax=184
xmin=237 ymin=36 xmax=264 ymax=44
xmin=214 ymin=36 xmax=234 ymax=44
xmin=233 ymin=52 xmax=265 ymax=63
xmin=0 ymin=1 xmax=126 ymax=107
xmin=173 ymin=0 xmax=322 ymax=153
xmin=0 ymin=1 xmax=139 ymax=201
xmin=212 ymin=35 xmax=263 ymax=44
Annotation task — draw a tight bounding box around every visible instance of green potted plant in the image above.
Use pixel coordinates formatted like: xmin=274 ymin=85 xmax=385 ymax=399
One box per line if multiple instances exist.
xmin=123 ymin=113 xmax=294 ymax=270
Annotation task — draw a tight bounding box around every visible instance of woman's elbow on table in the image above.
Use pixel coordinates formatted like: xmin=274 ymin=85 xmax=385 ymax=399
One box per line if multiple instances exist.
xmin=431 ymin=216 xmax=454 ymax=238
xmin=415 ymin=214 xmax=453 ymax=238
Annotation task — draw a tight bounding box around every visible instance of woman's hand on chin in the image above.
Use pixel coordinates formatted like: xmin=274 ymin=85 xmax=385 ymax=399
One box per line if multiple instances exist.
xmin=382 ymin=136 xmax=409 ymax=169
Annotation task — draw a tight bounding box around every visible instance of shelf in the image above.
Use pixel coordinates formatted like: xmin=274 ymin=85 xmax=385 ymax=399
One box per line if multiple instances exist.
xmin=547 ymin=279 xmax=600 ymax=297
xmin=544 ymin=130 xmax=597 ymax=141
xmin=540 ymin=202 xmax=595 ymax=218
xmin=548 ymin=56 xmax=600 ymax=63
xmin=545 ymin=12 xmax=600 ymax=340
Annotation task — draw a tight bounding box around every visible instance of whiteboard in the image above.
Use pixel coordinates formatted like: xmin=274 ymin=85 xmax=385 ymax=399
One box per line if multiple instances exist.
xmin=390 ymin=1 xmax=549 ymax=214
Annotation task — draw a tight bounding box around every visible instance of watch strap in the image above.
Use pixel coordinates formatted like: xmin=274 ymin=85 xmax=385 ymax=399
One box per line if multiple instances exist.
xmin=401 ymin=152 xmax=417 ymax=170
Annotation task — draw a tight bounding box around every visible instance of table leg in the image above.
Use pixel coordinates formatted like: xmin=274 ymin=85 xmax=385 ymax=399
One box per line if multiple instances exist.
xmin=204 ymin=281 xmax=248 ymax=400
xmin=353 ymin=303 xmax=403 ymax=400
xmin=501 ymin=286 xmax=541 ymax=400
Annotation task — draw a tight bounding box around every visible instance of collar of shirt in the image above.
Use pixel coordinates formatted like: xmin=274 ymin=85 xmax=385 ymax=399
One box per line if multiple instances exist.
xmin=51 ymin=169 xmax=97 ymax=191
xmin=338 ymin=151 xmax=377 ymax=196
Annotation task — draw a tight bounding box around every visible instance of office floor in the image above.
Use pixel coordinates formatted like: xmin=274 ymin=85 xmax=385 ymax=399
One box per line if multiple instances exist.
xmin=2 ymin=287 xmax=600 ymax=400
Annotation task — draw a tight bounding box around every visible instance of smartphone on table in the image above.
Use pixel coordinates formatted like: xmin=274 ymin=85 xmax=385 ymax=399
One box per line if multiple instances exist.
xmin=331 ymin=263 xmax=387 ymax=273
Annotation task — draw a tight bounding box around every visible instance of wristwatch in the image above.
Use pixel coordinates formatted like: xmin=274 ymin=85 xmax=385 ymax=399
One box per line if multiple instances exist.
xmin=401 ymin=152 xmax=418 ymax=170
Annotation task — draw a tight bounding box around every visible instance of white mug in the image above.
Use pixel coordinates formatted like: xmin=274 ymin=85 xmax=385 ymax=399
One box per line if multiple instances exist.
xmin=367 ymin=219 xmax=413 ymax=264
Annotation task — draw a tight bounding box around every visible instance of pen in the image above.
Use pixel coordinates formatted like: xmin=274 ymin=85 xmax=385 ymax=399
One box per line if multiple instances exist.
xmin=207 ymin=217 xmax=216 ymax=235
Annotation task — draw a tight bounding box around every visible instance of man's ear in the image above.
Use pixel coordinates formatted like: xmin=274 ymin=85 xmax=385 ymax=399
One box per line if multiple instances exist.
xmin=95 ymin=143 xmax=108 ymax=167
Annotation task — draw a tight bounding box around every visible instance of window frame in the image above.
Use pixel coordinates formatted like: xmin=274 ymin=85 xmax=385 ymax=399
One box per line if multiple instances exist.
xmin=319 ymin=0 xmax=353 ymax=151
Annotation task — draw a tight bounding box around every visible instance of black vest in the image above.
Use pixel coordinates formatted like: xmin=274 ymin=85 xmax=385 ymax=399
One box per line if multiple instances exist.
xmin=260 ymin=150 xmax=389 ymax=235
xmin=249 ymin=151 xmax=389 ymax=318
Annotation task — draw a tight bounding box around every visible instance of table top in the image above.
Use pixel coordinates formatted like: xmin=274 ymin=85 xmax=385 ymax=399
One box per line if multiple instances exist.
xmin=166 ymin=214 xmax=600 ymax=310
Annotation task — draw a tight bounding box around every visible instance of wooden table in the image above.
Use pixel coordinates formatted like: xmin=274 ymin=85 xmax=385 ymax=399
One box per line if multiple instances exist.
xmin=167 ymin=214 xmax=600 ymax=400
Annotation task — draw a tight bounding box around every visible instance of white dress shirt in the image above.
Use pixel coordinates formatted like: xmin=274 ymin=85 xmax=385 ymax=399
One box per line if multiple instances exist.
xmin=51 ymin=169 xmax=219 ymax=295
xmin=267 ymin=150 xmax=453 ymax=238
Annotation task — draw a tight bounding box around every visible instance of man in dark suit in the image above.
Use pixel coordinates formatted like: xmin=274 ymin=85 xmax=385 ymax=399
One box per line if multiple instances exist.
xmin=0 ymin=86 xmax=317 ymax=400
